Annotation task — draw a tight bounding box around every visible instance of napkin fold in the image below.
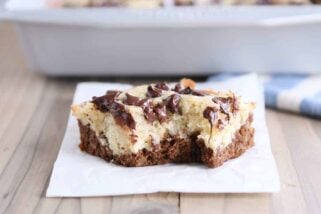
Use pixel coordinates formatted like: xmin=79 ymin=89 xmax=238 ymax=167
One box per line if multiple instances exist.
xmin=208 ymin=73 xmax=321 ymax=118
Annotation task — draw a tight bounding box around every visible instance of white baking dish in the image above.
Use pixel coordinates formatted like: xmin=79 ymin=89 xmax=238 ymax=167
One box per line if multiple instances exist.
xmin=2 ymin=1 xmax=321 ymax=76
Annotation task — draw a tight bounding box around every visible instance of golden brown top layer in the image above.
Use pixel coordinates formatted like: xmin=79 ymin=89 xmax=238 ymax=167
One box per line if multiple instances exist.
xmin=88 ymin=79 xmax=240 ymax=131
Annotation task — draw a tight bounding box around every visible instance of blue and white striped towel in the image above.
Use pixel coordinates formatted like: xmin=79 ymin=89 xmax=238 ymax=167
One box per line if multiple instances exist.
xmin=208 ymin=73 xmax=321 ymax=118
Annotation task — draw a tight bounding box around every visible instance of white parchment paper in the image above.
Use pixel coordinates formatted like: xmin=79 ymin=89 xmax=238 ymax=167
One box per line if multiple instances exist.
xmin=46 ymin=73 xmax=280 ymax=197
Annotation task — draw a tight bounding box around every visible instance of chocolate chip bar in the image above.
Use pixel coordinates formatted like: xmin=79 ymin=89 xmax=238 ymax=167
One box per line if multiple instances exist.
xmin=71 ymin=79 xmax=255 ymax=168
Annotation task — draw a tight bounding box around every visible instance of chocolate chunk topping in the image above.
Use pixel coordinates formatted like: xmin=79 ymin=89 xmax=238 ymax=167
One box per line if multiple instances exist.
xmin=233 ymin=96 xmax=239 ymax=112
xmin=92 ymin=96 xmax=112 ymax=113
xmin=105 ymin=90 xmax=121 ymax=101
xmin=191 ymin=90 xmax=207 ymax=96
xmin=173 ymin=83 xmax=182 ymax=92
xmin=123 ymin=93 xmax=140 ymax=106
xmin=203 ymin=107 xmax=218 ymax=126
xmin=140 ymin=99 xmax=168 ymax=124
xmin=178 ymin=87 xmax=193 ymax=95
xmin=203 ymin=106 xmax=219 ymax=143
xmin=109 ymin=102 xmax=136 ymax=130
xmin=154 ymin=103 xmax=167 ymax=123
xmin=212 ymin=96 xmax=238 ymax=120
xmin=147 ymin=85 xmax=162 ymax=98
xmin=205 ymin=96 xmax=238 ymax=130
xmin=138 ymin=98 xmax=149 ymax=107
xmin=139 ymin=99 xmax=157 ymax=123
xmin=92 ymin=92 xmax=136 ymax=130
xmin=175 ymin=86 xmax=206 ymax=97
xmin=155 ymin=82 xmax=169 ymax=90
xmin=212 ymin=96 xmax=238 ymax=113
xmin=166 ymin=94 xmax=181 ymax=114
xmin=92 ymin=90 xmax=121 ymax=112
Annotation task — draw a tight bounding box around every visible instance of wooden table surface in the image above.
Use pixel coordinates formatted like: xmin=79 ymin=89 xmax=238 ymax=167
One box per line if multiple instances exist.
xmin=1 ymin=21 xmax=321 ymax=214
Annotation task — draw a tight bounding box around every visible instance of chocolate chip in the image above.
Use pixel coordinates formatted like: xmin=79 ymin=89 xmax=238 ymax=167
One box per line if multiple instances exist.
xmin=92 ymin=94 xmax=136 ymax=130
xmin=173 ymin=83 xmax=182 ymax=92
xmin=155 ymin=82 xmax=169 ymax=90
xmin=145 ymin=110 xmax=157 ymax=123
xmin=105 ymin=90 xmax=121 ymax=101
xmin=178 ymin=87 xmax=193 ymax=95
xmin=91 ymin=90 xmax=121 ymax=112
xmin=203 ymin=106 xmax=219 ymax=143
xmin=175 ymin=87 xmax=205 ymax=96
xmin=139 ymin=99 xmax=157 ymax=123
xmin=232 ymin=96 xmax=239 ymax=112
xmin=203 ymin=106 xmax=218 ymax=126
xmin=92 ymin=96 xmax=111 ymax=112
xmin=138 ymin=98 xmax=149 ymax=107
xmin=123 ymin=93 xmax=140 ymax=106
xmin=154 ymin=103 xmax=167 ymax=123
xmin=212 ymin=96 xmax=238 ymax=119
xmin=166 ymin=94 xmax=181 ymax=114
xmin=191 ymin=90 xmax=207 ymax=96
xmin=109 ymin=102 xmax=136 ymax=130
xmin=146 ymin=85 xmax=162 ymax=98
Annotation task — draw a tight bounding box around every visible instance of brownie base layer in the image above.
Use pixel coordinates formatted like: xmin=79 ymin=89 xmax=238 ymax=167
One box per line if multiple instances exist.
xmin=78 ymin=117 xmax=254 ymax=168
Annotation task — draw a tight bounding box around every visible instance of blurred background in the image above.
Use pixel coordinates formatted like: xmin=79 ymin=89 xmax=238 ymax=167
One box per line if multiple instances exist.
xmin=2 ymin=0 xmax=321 ymax=117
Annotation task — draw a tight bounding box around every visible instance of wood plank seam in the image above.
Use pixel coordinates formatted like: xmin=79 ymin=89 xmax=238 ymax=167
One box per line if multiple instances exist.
xmin=2 ymin=99 xmax=54 ymax=213
xmin=0 ymin=80 xmax=47 ymax=177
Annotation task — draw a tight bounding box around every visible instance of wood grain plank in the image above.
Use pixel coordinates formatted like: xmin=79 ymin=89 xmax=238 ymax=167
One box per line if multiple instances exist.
xmin=80 ymin=197 xmax=112 ymax=214
xmin=223 ymin=193 xmax=269 ymax=214
xmin=180 ymin=193 xmax=268 ymax=214
xmin=266 ymin=110 xmax=308 ymax=214
xmin=180 ymin=193 xmax=225 ymax=214
xmin=0 ymin=82 xmax=74 ymax=214
xmin=33 ymin=198 xmax=62 ymax=214
xmin=0 ymin=89 xmax=52 ymax=213
xmin=107 ymin=193 xmax=179 ymax=214
xmin=55 ymin=199 xmax=82 ymax=214
xmin=0 ymin=76 xmax=46 ymax=174
xmin=66 ymin=193 xmax=179 ymax=214
xmin=80 ymin=191 xmax=179 ymax=214
xmin=277 ymin=112 xmax=321 ymax=214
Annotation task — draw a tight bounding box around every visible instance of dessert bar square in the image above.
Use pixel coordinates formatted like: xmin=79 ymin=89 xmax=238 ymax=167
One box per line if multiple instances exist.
xmin=72 ymin=79 xmax=255 ymax=168
xmin=47 ymin=74 xmax=280 ymax=196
